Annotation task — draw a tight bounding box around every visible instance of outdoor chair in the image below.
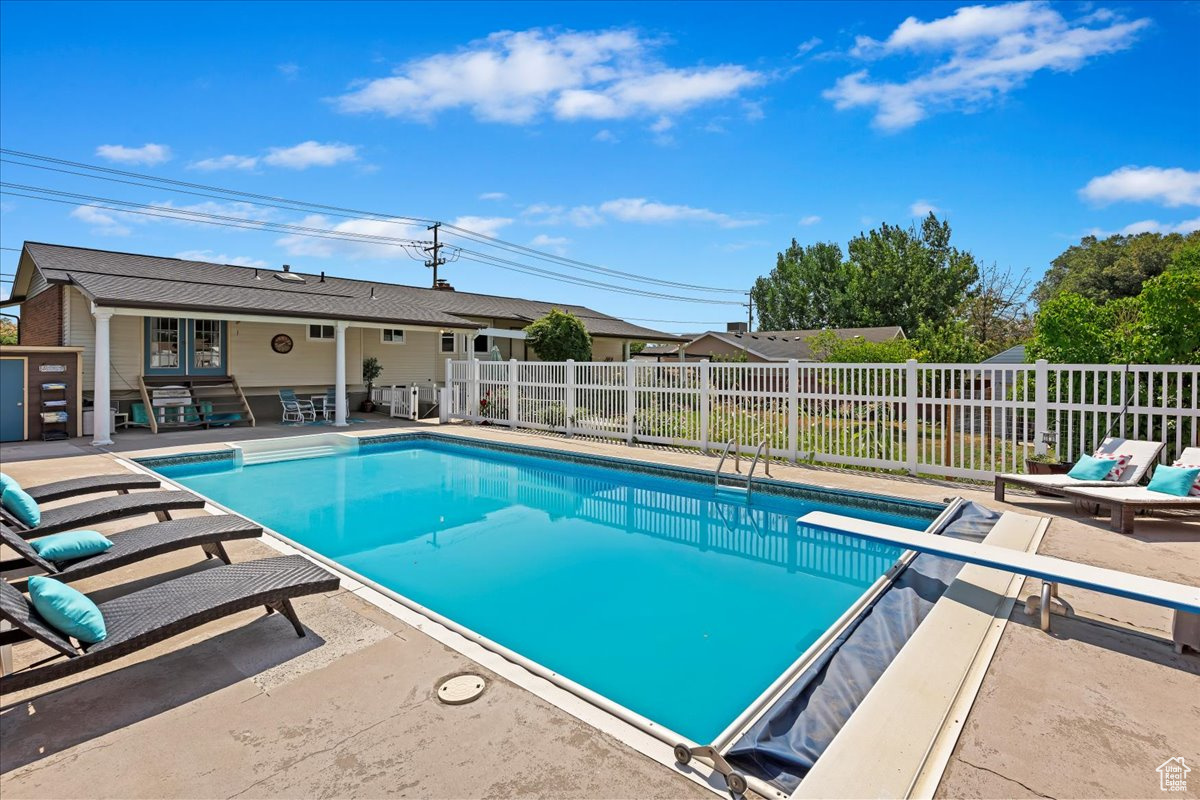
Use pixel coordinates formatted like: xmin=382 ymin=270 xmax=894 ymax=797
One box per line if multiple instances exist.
xmin=2 ymin=471 xmax=161 ymax=504
xmin=0 ymin=555 xmax=340 ymax=693
xmin=994 ymin=437 xmax=1165 ymax=502
xmin=1 ymin=515 xmax=263 ymax=582
xmin=1 ymin=490 xmax=208 ymax=538
xmin=315 ymin=387 xmax=339 ymax=421
xmin=279 ymin=389 xmax=316 ymax=423
xmin=1058 ymin=446 xmax=1200 ymax=534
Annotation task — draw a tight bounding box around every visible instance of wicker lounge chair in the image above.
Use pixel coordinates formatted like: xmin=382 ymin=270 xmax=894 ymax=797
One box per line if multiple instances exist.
xmin=1057 ymin=446 xmax=1200 ymax=534
xmin=1 ymin=515 xmax=263 ymax=581
xmin=994 ymin=437 xmax=1165 ymax=502
xmin=1 ymin=490 xmax=208 ymax=538
xmin=10 ymin=473 xmax=162 ymax=503
xmin=0 ymin=555 xmax=340 ymax=693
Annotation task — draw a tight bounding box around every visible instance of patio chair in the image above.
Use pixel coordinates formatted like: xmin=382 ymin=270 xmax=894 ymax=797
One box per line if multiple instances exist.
xmin=316 ymin=387 xmax=338 ymax=421
xmin=279 ymin=389 xmax=316 ymax=423
xmin=2 ymin=471 xmax=161 ymax=504
xmin=0 ymin=555 xmax=340 ymax=693
xmin=1058 ymin=446 xmax=1200 ymax=534
xmin=1 ymin=489 xmax=208 ymax=538
xmin=1 ymin=515 xmax=263 ymax=582
xmin=994 ymin=437 xmax=1165 ymax=502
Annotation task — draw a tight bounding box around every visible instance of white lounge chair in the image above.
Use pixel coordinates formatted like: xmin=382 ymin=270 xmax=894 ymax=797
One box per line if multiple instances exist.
xmin=1059 ymin=446 xmax=1200 ymax=534
xmin=279 ymin=389 xmax=316 ymax=423
xmin=994 ymin=437 xmax=1165 ymax=502
xmin=800 ymin=511 xmax=1200 ymax=653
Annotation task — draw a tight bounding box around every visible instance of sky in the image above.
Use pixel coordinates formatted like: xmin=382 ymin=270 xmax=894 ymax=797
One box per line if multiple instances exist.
xmin=1 ymin=0 xmax=1197 ymax=334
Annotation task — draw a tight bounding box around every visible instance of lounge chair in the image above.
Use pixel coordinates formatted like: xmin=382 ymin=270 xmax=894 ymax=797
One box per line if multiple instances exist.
xmin=3 ymin=472 xmax=161 ymax=504
xmin=1 ymin=515 xmax=263 ymax=581
xmin=0 ymin=554 xmax=340 ymax=692
xmin=1 ymin=490 xmax=208 ymax=538
xmin=1057 ymin=446 xmax=1200 ymax=534
xmin=279 ymin=389 xmax=316 ymax=423
xmin=994 ymin=437 xmax=1165 ymax=502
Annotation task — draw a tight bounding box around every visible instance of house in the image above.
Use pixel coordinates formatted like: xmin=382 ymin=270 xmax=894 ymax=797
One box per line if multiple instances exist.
xmin=682 ymin=326 xmax=906 ymax=362
xmin=981 ymin=343 xmax=1026 ymax=364
xmin=1 ymin=242 xmax=678 ymax=443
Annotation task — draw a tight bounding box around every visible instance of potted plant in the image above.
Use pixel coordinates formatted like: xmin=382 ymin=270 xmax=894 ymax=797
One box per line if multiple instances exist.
xmin=1025 ymin=451 xmax=1073 ymax=475
xmin=360 ymin=357 xmax=382 ymax=413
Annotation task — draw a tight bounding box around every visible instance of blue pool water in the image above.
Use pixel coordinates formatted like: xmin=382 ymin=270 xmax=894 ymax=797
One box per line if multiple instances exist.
xmin=155 ymin=439 xmax=934 ymax=742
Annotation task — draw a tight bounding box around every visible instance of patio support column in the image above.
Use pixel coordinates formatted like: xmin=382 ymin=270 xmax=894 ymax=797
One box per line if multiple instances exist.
xmin=91 ymin=306 xmax=114 ymax=446
xmin=334 ymin=320 xmax=348 ymax=427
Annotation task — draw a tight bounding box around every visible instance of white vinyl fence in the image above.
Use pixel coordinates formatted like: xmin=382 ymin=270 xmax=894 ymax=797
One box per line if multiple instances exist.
xmin=372 ymin=384 xmax=439 ymax=420
xmin=444 ymin=359 xmax=1199 ymax=480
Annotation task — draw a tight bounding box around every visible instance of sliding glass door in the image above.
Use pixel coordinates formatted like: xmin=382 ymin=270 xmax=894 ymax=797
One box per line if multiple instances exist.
xmin=144 ymin=318 xmax=227 ymax=376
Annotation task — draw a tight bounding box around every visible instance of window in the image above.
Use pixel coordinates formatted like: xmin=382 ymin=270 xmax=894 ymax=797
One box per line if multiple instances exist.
xmin=192 ymin=319 xmax=223 ymax=370
xmin=308 ymin=324 xmax=335 ymax=341
xmin=148 ymin=317 xmax=181 ymax=370
xmin=473 ymin=334 xmax=490 ymax=354
xmin=440 ymin=332 xmax=457 ymax=353
xmin=381 ymin=328 xmax=406 ymax=344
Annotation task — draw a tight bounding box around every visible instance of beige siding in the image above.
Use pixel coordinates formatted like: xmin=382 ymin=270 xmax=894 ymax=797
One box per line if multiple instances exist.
xmin=682 ymin=334 xmax=767 ymax=362
xmin=361 ymin=328 xmax=444 ymax=388
xmin=229 ymin=321 xmax=362 ymax=395
xmin=65 ymin=287 xmax=144 ymax=398
xmin=591 ymin=338 xmax=626 ymax=362
xmin=27 ymin=269 xmax=49 ymax=297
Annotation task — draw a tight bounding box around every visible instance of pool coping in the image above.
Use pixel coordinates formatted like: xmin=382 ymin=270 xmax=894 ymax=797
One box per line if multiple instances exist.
xmin=122 ymin=428 xmax=1025 ymax=799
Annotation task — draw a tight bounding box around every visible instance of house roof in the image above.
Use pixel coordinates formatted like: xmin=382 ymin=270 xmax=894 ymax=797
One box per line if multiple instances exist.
xmin=981 ymin=344 xmax=1027 ymax=364
xmin=685 ymin=327 xmax=906 ymax=361
xmin=8 ymin=242 xmax=679 ymax=342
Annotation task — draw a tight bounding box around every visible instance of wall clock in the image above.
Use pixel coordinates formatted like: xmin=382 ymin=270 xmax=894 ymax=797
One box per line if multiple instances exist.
xmin=271 ymin=333 xmax=294 ymax=354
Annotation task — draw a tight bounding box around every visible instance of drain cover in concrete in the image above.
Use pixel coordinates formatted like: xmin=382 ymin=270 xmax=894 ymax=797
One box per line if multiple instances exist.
xmin=437 ymin=674 xmax=486 ymax=704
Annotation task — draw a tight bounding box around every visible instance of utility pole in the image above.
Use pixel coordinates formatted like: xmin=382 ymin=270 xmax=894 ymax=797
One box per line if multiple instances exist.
xmin=425 ymin=222 xmax=447 ymax=288
xmin=747 ymin=291 xmax=754 ymax=332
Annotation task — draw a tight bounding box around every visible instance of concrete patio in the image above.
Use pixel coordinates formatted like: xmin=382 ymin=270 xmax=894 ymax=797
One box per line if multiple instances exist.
xmin=1 ymin=423 xmax=1197 ymax=799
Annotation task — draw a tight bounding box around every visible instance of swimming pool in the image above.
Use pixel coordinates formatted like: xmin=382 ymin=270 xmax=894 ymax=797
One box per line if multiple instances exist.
xmin=148 ymin=435 xmax=940 ymax=744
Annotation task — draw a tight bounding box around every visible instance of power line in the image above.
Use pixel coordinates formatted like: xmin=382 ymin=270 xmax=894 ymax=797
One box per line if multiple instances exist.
xmin=0 ymin=149 xmax=748 ymax=296
xmin=0 ymin=184 xmax=746 ymax=306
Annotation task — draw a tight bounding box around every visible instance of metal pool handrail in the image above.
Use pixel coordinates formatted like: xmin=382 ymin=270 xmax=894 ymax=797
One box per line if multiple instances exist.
xmin=746 ymin=440 xmax=771 ymax=497
xmin=714 ymin=439 xmax=738 ymax=489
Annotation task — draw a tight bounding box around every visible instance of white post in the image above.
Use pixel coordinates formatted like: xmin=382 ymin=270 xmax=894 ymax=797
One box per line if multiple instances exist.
xmin=699 ymin=360 xmax=711 ymax=453
xmin=1034 ymin=358 xmax=1049 ymax=456
xmin=91 ymin=306 xmax=114 ymax=446
xmin=905 ymin=359 xmax=919 ymax=475
xmin=470 ymin=359 xmax=481 ymax=421
xmin=623 ymin=340 xmax=631 ymax=361
xmin=409 ymin=386 xmax=419 ymax=421
xmin=787 ymin=358 xmax=799 ymax=463
xmin=334 ymin=320 xmax=348 ymax=427
xmin=565 ymin=359 xmax=576 ymax=436
xmin=508 ymin=359 xmax=519 ymax=428
xmin=438 ymin=387 xmax=450 ymax=424
xmin=625 ymin=361 xmax=636 ymax=444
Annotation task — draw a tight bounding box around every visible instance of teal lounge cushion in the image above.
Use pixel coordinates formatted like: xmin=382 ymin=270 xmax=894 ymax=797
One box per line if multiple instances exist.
xmin=27 ymin=575 xmax=107 ymax=643
xmin=0 ymin=472 xmax=19 ymax=494
xmin=1 ymin=485 xmax=41 ymax=527
xmin=1146 ymin=465 xmax=1200 ymax=497
xmin=31 ymin=530 xmax=114 ymax=563
xmin=1067 ymin=454 xmax=1116 ymax=481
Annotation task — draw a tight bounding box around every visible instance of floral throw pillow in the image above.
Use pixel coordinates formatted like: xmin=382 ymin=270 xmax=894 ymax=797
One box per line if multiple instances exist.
xmin=1092 ymin=451 xmax=1132 ymax=481
xmin=1170 ymin=460 xmax=1200 ymax=496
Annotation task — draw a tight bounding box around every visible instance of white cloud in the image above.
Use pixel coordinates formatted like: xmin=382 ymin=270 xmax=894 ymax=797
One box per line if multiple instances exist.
xmin=799 ymin=215 xmax=822 ymax=226
xmin=278 ymin=62 xmax=300 ymax=80
xmin=449 ymin=215 xmax=513 ymax=238
xmin=276 ymin=214 xmax=422 ymax=259
xmin=335 ymin=28 xmax=763 ymax=126
xmin=910 ymin=199 xmax=941 ymax=216
xmin=825 ymin=2 xmax=1150 ymax=130
xmin=649 ymin=116 xmax=674 ymax=133
xmin=479 ymin=191 xmax=508 ymax=201
xmin=1080 ymin=166 xmax=1200 ymax=208
xmin=262 ymin=141 xmax=359 ymax=169
xmin=70 ymin=205 xmax=133 ymax=235
xmin=1088 ymin=218 xmax=1200 ymax=237
xmin=593 ymin=129 xmax=618 ymax=143
xmin=95 ymin=143 xmax=172 ymax=165
xmin=530 ymin=234 xmax=570 ymax=255
xmin=796 ymin=37 xmax=823 ymax=57
xmin=190 ymin=154 xmax=260 ymax=171
xmin=597 ymin=198 xmax=761 ymax=228
xmin=175 ymin=249 xmax=268 ymax=268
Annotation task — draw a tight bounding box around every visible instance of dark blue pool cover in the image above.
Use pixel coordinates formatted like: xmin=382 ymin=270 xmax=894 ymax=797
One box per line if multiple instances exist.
xmin=725 ymin=501 xmax=999 ymax=794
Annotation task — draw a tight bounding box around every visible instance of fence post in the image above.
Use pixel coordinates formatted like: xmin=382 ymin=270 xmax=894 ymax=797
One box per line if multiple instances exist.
xmin=565 ymin=360 xmax=576 ymax=436
xmin=625 ymin=361 xmax=636 ymax=445
xmin=438 ymin=387 xmax=449 ymax=423
xmin=508 ymin=359 xmax=519 ymax=428
xmin=905 ymin=359 xmax=919 ymax=475
xmin=470 ymin=359 xmax=481 ymax=421
xmin=787 ymin=359 xmax=799 ymax=463
xmin=1034 ymin=358 xmax=1049 ymax=455
xmin=409 ymin=386 xmax=419 ymax=421
xmin=699 ymin=360 xmax=711 ymax=453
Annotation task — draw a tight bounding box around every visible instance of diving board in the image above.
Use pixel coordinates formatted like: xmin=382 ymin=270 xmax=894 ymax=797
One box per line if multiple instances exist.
xmin=799 ymin=511 xmax=1200 ymax=626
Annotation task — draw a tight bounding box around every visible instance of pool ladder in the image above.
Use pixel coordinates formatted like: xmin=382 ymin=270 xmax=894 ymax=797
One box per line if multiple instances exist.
xmin=713 ymin=439 xmax=771 ymax=497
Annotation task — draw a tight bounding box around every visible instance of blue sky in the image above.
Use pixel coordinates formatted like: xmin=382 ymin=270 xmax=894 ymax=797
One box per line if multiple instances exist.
xmin=2 ymin=0 xmax=1197 ymax=333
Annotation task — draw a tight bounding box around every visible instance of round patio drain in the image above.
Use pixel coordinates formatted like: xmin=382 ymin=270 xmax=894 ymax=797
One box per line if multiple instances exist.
xmin=437 ymin=674 xmax=486 ymax=705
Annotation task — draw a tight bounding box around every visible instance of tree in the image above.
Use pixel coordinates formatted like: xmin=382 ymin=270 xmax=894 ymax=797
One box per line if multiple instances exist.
xmin=914 ymin=319 xmax=984 ymax=363
xmin=1135 ymin=264 xmax=1200 ymax=364
xmin=1027 ymin=293 xmax=1113 ymax=364
xmin=524 ymin=309 xmax=592 ymax=361
xmin=751 ymin=241 xmax=849 ymax=330
xmin=957 ymin=262 xmax=1033 ymax=355
xmin=1032 ymin=230 xmax=1198 ymax=305
xmin=807 ymin=330 xmax=919 ymax=363
xmin=0 ymin=318 xmax=16 ymax=345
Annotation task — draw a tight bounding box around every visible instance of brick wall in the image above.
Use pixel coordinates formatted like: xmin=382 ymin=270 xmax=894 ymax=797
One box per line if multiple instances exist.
xmin=18 ymin=284 xmax=63 ymax=346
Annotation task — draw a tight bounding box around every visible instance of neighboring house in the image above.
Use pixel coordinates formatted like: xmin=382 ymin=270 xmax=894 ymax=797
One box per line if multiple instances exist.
xmin=2 ymin=242 xmax=678 ymax=441
xmin=683 ymin=327 xmax=906 ymax=362
xmin=981 ymin=344 xmax=1026 ymax=364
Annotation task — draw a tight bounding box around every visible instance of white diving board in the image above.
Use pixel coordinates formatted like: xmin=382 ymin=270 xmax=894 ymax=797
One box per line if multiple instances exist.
xmin=800 ymin=511 xmax=1200 ymax=616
